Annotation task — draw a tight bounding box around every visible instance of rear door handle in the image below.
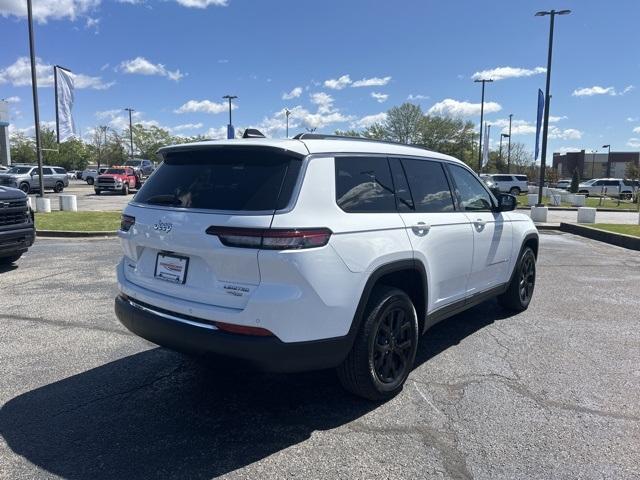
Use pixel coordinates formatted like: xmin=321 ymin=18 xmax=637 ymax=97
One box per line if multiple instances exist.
xmin=474 ymin=219 xmax=487 ymax=227
xmin=411 ymin=222 xmax=431 ymax=236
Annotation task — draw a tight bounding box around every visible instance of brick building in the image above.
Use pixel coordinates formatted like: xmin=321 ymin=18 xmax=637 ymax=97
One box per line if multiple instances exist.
xmin=552 ymin=150 xmax=639 ymax=179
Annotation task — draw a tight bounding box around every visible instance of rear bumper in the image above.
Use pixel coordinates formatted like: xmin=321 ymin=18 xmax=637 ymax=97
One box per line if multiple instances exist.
xmin=114 ymin=294 xmax=352 ymax=373
xmin=0 ymin=226 xmax=35 ymax=257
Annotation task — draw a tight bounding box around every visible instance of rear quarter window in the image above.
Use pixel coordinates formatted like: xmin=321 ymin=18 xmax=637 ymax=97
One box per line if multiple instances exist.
xmin=134 ymin=147 xmax=302 ymax=211
xmin=335 ymin=156 xmax=396 ymax=213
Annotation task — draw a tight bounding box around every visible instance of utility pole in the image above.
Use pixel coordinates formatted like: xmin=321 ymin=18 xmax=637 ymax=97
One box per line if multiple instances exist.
xmin=535 ymin=8 xmax=571 ymax=205
xmin=507 ymin=113 xmax=513 ymax=173
xmin=223 ymin=95 xmax=237 ymax=139
xmin=27 ymin=0 xmax=45 ymax=197
xmin=602 ymin=144 xmax=611 ymax=177
xmin=98 ymin=125 xmax=107 ymax=171
xmin=124 ymin=108 xmax=134 ymax=159
xmin=474 ymin=78 xmax=493 ymax=174
xmin=285 ymin=108 xmax=291 ymax=138
xmin=500 ymin=133 xmax=510 ymax=172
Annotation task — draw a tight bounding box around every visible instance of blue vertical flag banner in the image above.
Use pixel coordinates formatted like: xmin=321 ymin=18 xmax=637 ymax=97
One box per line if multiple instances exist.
xmin=534 ymin=89 xmax=544 ymax=161
xmin=227 ymin=124 xmax=235 ymax=139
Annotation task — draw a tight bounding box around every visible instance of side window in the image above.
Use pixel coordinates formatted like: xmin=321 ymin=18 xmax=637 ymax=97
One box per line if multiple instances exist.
xmin=448 ymin=165 xmax=494 ymax=211
xmin=605 ymin=180 xmax=619 ymax=187
xmin=388 ymin=158 xmax=414 ymax=212
xmin=53 ymin=167 xmax=65 ymax=174
xmin=42 ymin=168 xmax=54 ymax=175
xmin=335 ymin=157 xmax=396 ymax=213
xmin=493 ymin=175 xmax=512 ymax=182
xmin=400 ymin=159 xmax=455 ymax=213
xmin=594 ymin=180 xmax=604 ymax=186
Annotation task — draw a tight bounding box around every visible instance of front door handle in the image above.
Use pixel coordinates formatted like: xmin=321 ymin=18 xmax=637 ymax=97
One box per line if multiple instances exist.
xmin=474 ymin=219 xmax=487 ymax=227
xmin=411 ymin=222 xmax=431 ymax=236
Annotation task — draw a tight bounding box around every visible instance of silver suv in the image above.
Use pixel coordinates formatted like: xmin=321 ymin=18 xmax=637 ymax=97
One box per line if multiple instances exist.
xmin=0 ymin=165 xmax=69 ymax=194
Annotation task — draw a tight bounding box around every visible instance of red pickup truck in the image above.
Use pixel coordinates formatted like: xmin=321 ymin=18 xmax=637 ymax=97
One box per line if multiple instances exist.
xmin=95 ymin=167 xmax=140 ymax=195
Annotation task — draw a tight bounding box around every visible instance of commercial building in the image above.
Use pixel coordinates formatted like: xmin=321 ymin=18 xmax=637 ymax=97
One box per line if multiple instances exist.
xmin=552 ymin=150 xmax=639 ymax=179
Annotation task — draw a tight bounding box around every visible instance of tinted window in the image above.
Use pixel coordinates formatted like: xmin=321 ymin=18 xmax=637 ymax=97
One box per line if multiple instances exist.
xmin=42 ymin=168 xmax=54 ymax=175
xmin=493 ymin=175 xmax=513 ymax=182
xmin=515 ymin=175 xmax=527 ymax=181
xmin=388 ymin=158 xmax=414 ymax=212
xmin=7 ymin=167 xmax=32 ymax=174
xmin=400 ymin=159 xmax=455 ymax=213
xmin=135 ymin=147 xmax=302 ymax=211
xmin=604 ymin=180 xmax=619 ymax=186
xmin=53 ymin=167 xmax=66 ymax=174
xmin=448 ymin=165 xmax=493 ymax=211
xmin=335 ymin=157 xmax=395 ymax=213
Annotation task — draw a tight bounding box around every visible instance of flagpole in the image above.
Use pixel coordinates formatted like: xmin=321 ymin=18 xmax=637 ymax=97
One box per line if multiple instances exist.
xmin=54 ymin=66 xmax=60 ymax=143
xmin=26 ymin=0 xmax=45 ymax=197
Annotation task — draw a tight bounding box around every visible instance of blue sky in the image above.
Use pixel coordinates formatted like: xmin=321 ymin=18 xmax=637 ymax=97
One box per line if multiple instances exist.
xmin=1 ymin=0 xmax=639 ymax=157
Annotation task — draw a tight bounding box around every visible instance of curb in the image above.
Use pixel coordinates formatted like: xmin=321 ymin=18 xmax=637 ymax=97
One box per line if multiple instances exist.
xmin=517 ymin=206 xmax=637 ymax=212
xmin=559 ymin=223 xmax=640 ymax=251
xmin=36 ymin=230 xmax=118 ymax=238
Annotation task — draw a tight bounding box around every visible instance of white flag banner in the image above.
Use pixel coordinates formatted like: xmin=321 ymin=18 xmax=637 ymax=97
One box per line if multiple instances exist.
xmin=481 ymin=123 xmax=490 ymax=167
xmin=55 ymin=67 xmax=78 ymax=142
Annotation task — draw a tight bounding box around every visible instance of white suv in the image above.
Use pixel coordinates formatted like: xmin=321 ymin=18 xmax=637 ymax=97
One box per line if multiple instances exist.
xmin=577 ymin=178 xmax=635 ymax=199
xmin=115 ymin=135 xmax=539 ymax=400
xmin=481 ymin=174 xmax=528 ymax=195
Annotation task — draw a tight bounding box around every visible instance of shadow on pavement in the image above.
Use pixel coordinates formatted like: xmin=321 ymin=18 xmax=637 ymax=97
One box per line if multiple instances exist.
xmin=0 ymin=300 xmax=509 ymax=479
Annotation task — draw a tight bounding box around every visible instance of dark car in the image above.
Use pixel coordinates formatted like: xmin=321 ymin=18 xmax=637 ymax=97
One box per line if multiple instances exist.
xmin=0 ymin=186 xmax=35 ymax=266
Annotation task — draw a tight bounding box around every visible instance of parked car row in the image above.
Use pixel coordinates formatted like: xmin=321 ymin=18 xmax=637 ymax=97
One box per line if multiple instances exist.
xmin=480 ymin=174 xmax=529 ymax=195
xmin=0 ymin=165 xmax=69 ymax=193
xmin=576 ymin=178 xmax=638 ymax=199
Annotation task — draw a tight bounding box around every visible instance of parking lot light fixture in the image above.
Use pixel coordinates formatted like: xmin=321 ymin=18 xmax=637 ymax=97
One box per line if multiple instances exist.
xmin=284 ymin=108 xmax=291 ymax=138
xmin=602 ymin=144 xmax=611 ymax=177
xmin=222 ymin=95 xmax=237 ymax=138
xmin=474 ymin=78 xmax=493 ymax=174
xmin=535 ymin=8 xmax=571 ymax=206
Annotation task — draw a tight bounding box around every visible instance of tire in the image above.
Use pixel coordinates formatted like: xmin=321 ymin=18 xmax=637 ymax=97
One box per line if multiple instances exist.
xmin=54 ymin=181 xmax=64 ymax=193
xmin=579 ymin=190 xmax=589 ymax=197
xmin=337 ymin=286 xmax=419 ymax=401
xmin=122 ymin=183 xmax=129 ymax=195
xmin=86 ymin=177 xmax=94 ymax=185
xmin=0 ymin=253 xmax=22 ymax=265
xmin=509 ymin=187 xmax=521 ymax=196
xmin=19 ymin=183 xmax=30 ymax=194
xmin=94 ymin=189 xmax=101 ymax=195
xmin=498 ymin=247 xmax=536 ymax=312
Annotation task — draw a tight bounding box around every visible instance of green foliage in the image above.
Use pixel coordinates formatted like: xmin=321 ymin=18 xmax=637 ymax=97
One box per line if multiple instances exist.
xmin=10 ymin=127 xmax=91 ymax=170
xmin=130 ymin=124 xmax=176 ymax=160
xmin=570 ymin=168 xmax=580 ymax=193
xmin=9 ymin=132 xmax=36 ymax=164
xmin=625 ymin=161 xmax=640 ymax=180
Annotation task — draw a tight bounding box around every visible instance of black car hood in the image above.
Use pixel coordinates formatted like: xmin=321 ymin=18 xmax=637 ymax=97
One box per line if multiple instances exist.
xmin=0 ymin=186 xmax=27 ymax=200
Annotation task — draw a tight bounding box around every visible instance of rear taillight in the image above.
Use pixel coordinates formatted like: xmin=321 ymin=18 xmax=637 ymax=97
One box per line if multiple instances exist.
xmin=206 ymin=227 xmax=332 ymax=250
xmin=120 ymin=214 xmax=135 ymax=232
xmin=214 ymin=321 xmax=274 ymax=336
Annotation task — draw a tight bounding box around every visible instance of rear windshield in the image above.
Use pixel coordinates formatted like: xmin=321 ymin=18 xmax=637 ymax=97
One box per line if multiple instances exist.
xmin=134 ymin=147 xmax=302 ymax=211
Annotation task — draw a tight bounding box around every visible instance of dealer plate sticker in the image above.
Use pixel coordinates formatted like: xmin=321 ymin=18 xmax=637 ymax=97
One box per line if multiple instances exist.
xmin=155 ymin=253 xmax=189 ymax=284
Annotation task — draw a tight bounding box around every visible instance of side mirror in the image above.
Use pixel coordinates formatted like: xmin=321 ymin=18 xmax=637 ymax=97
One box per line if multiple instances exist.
xmin=497 ymin=193 xmax=517 ymax=212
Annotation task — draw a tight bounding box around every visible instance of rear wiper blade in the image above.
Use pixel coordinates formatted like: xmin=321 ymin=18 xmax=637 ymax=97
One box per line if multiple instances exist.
xmin=144 ymin=194 xmax=182 ymax=206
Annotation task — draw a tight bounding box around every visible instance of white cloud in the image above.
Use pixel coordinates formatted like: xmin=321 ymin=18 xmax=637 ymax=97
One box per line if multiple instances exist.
xmin=371 ymin=92 xmax=388 ymax=103
xmin=174 ymin=99 xmax=234 ymax=114
xmin=471 ymin=66 xmax=546 ymax=81
xmin=203 ymin=126 xmax=229 ymax=139
xmin=572 ymin=85 xmax=634 ymax=97
xmin=352 ymin=76 xmax=391 ymax=88
xmin=85 ymin=16 xmax=99 ymax=31
xmin=0 ymin=0 xmax=99 ymax=23
xmin=556 ymin=146 xmax=582 ymax=154
xmin=282 ymin=87 xmax=302 ymax=100
xmin=549 ymin=115 xmax=567 ymax=123
xmin=549 ymin=127 xmax=582 ymax=140
xmin=323 ymin=74 xmax=352 ymax=90
xmin=172 ymin=123 xmax=204 ymax=132
xmin=491 ymin=118 xmax=536 ymax=136
xmin=0 ymin=57 xmax=113 ymax=89
xmin=626 ymin=138 xmax=640 ymax=148
xmin=427 ymin=98 xmax=501 ymax=117
xmin=351 ymin=112 xmax=387 ymax=129
xmin=174 ymin=0 xmax=228 ymax=7
xmin=407 ymin=94 xmax=429 ymax=101
xmin=633 ymin=126 xmax=640 ymax=134
xmin=310 ymin=92 xmax=334 ymax=114
xmin=119 ymin=57 xmax=184 ymax=81
xmin=4 ymin=96 xmax=20 ymax=103
xmin=627 ymin=117 xmax=639 ymax=122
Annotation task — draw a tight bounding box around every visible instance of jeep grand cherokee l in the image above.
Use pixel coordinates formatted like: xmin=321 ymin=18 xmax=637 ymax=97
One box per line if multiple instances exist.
xmin=115 ymin=135 xmax=538 ymax=400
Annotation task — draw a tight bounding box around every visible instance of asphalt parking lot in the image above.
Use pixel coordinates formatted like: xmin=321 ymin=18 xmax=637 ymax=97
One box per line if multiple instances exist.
xmin=1 ymin=232 xmax=639 ymax=479
xmin=29 ymin=179 xmax=132 ymax=212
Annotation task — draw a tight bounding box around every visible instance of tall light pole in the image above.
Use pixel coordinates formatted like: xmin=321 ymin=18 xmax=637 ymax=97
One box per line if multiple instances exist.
xmin=124 ymin=108 xmax=135 ymax=159
xmin=98 ymin=125 xmax=107 ymax=171
xmin=223 ymin=95 xmax=237 ymax=139
xmin=535 ymin=8 xmax=571 ymax=205
xmin=284 ymin=108 xmax=291 ymax=138
xmin=602 ymin=144 xmax=611 ymax=177
xmin=474 ymin=78 xmax=493 ymax=174
xmin=507 ymin=113 xmax=513 ymax=173
xmin=591 ymin=149 xmax=597 ymax=178
xmin=500 ymin=133 xmax=510 ymax=172
xmin=26 ymin=0 xmax=45 ymax=196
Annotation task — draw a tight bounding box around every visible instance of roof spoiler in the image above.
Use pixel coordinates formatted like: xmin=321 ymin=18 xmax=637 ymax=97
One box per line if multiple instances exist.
xmin=242 ymin=128 xmax=266 ymax=138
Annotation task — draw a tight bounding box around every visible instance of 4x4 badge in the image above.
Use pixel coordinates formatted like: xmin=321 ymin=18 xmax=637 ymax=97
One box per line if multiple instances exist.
xmin=153 ymin=221 xmax=173 ymax=233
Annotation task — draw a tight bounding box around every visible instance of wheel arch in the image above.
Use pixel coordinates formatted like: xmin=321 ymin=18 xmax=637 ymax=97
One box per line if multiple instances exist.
xmin=348 ymin=260 xmax=428 ymax=341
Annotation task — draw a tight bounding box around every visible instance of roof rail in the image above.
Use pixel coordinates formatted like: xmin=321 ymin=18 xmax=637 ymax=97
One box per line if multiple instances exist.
xmin=292 ymin=132 xmax=426 ymax=150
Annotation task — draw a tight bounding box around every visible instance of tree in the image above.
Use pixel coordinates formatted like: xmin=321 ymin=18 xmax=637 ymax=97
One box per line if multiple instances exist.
xmin=130 ymin=124 xmax=176 ymax=160
xmin=384 ymin=103 xmax=423 ymax=144
xmin=570 ymin=168 xmax=580 ymax=193
xmin=9 ymin=132 xmax=36 ymax=164
xmin=625 ymin=161 xmax=640 ymax=180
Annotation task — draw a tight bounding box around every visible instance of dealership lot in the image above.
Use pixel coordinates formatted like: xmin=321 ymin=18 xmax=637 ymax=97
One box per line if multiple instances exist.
xmin=0 ymin=232 xmax=639 ymax=479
